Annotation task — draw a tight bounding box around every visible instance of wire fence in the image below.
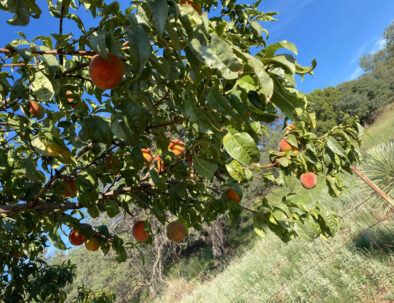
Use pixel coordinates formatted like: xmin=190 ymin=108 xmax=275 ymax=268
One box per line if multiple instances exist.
xmin=227 ymin=194 xmax=394 ymax=303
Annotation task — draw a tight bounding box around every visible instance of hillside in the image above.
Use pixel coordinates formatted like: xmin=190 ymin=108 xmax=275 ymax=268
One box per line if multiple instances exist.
xmin=155 ymin=106 xmax=394 ymax=303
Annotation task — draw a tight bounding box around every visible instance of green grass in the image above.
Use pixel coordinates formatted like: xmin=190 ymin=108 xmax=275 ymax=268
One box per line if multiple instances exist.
xmin=155 ymin=106 xmax=394 ymax=303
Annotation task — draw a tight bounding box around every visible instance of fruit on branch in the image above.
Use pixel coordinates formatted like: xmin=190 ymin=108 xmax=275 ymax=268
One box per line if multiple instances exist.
xmin=12 ymin=251 xmax=23 ymax=259
xmin=180 ymin=0 xmax=202 ymax=15
xmin=168 ymin=139 xmax=185 ymax=157
xmin=132 ymin=221 xmax=149 ymax=242
xmin=141 ymin=148 xmax=153 ymax=165
xmin=300 ymin=172 xmax=317 ymax=189
xmin=154 ymin=156 xmax=165 ymax=173
xmin=66 ymin=90 xmax=79 ymax=108
xmin=279 ymin=138 xmax=298 ymax=153
xmin=85 ymin=237 xmax=100 ymax=251
xmin=62 ymin=178 xmax=77 ymax=198
xmin=89 ymin=54 xmax=124 ymax=90
xmin=20 ymin=101 xmax=41 ymax=118
xmin=69 ymin=229 xmax=87 ymax=246
xmin=105 ymin=156 xmax=120 ymax=169
xmin=166 ymin=221 xmax=187 ymax=242
xmin=226 ymin=188 xmax=240 ymax=203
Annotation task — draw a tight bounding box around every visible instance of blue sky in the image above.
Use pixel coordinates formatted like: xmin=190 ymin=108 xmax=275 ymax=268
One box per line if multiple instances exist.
xmin=1 ymin=0 xmax=393 ymax=93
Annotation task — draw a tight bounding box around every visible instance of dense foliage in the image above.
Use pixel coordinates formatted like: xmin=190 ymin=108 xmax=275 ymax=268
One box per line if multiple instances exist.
xmin=0 ymin=0 xmax=364 ymax=300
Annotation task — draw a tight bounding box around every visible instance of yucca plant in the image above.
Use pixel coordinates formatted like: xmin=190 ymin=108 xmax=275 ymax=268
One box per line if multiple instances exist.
xmin=361 ymin=141 xmax=394 ymax=211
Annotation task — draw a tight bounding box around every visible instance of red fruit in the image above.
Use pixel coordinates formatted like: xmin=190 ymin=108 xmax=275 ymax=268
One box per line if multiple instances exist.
xmin=141 ymin=148 xmax=153 ymax=165
xmin=62 ymin=178 xmax=77 ymax=198
xmin=166 ymin=221 xmax=187 ymax=242
xmin=66 ymin=90 xmax=79 ymax=108
xmin=69 ymin=229 xmax=87 ymax=246
xmin=300 ymin=172 xmax=317 ymax=189
xmin=154 ymin=156 xmax=165 ymax=173
xmin=132 ymin=221 xmax=149 ymax=242
xmin=168 ymin=139 xmax=185 ymax=157
xmin=89 ymin=54 xmax=124 ymax=90
xmin=179 ymin=0 xmax=202 ymax=14
xmin=12 ymin=251 xmax=23 ymax=259
xmin=105 ymin=156 xmax=120 ymax=169
xmin=226 ymin=188 xmax=240 ymax=203
xmin=279 ymin=139 xmax=294 ymax=152
xmin=20 ymin=101 xmax=41 ymax=118
xmin=85 ymin=237 xmax=100 ymax=251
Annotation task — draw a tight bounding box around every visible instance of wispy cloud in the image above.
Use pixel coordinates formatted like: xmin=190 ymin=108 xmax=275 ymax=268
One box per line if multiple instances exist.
xmin=350 ymin=67 xmax=363 ymax=80
xmin=350 ymin=37 xmax=387 ymax=65
xmin=370 ymin=38 xmax=386 ymax=54
xmin=260 ymin=0 xmax=315 ymax=36
xmin=350 ymin=44 xmax=367 ymax=64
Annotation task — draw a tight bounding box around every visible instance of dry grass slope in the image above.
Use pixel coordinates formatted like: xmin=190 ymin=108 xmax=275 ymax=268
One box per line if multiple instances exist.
xmin=156 ymin=106 xmax=394 ymax=303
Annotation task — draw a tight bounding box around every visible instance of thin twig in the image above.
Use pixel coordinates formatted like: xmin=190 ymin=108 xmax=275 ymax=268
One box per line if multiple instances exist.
xmin=59 ymin=1 xmax=66 ymax=65
xmin=55 ymin=62 xmax=90 ymax=79
xmin=153 ymin=90 xmax=170 ymax=107
xmin=146 ymin=117 xmax=187 ymax=131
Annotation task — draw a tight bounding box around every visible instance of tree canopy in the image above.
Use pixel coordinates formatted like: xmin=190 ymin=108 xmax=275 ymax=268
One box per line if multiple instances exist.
xmin=0 ymin=0 xmax=363 ymax=301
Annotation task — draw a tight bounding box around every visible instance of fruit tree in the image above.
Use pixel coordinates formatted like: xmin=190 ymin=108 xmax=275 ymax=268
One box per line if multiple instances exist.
xmin=0 ymin=0 xmax=363 ymax=300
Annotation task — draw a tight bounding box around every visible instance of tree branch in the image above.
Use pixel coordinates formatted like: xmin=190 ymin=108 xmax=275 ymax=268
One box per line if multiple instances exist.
xmin=55 ymin=62 xmax=90 ymax=79
xmin=58 ymin=1 xmax=65 ymax=65
xmin=0 ymin=202 xmax=83 ymax=214
xmin=0 ymin=48 xmax=95 ymax=57
xmin=153 ymin=89 xmax=170 ymax=107
xmin=31 ymin=142 xmax=95 ymax=204
xmin=146 ymin=117 xmax=187 ymax=131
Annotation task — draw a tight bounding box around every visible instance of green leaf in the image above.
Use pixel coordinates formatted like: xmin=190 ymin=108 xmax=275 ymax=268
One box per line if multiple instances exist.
xmin=264 ymin=55 xmax=296 ymax=75
xmin=327 ymin=136 xmax=346 ymax=157
xmin=238 ymin=74 xmax=259 ymax=92
xmin=253 ymin=212 xmax=267 ymax=237
xmin=285 ymin=134 xmax=298 ymax=148
xmin=225 ymin=160 xmax=245 ymax=182
xmin=89 ymin=32 xmax=107 ymax=59
xmin=126 ymin=25 xmax=151 ymax=74
xmin=223 ymin=131 xmax=259 ymax=166
xmin=263 ymin=40 xmax=298 ymax=58
xmin=6 ymin=2 xmax=30 ymax=26
xmin=199 ymin=35 xmax=243 ymax=79
xmin=120 ymin=101 xmax=147 ymax=134
xmin=105 ymin=200 xmax=120 ymax=218
xmin=83 ymin=116 xmax=113 ymax=145
xmin=150 ymin=169 xmax=166 ymax=191
xmin=147 ymin=0 xmax=168 ymax=38
xmin=192 ymin=155 xmax=218 ymax=179
xmin=48 ymin=224 xmax=66 ymax=250
xmin=294 ymin=221 xmax=315 ymax=242
xmin=276 ymin=156 xmax=289 ymax=167
xmin=184 ymin=94 xmax=217 ymax=134
xmin=271 ymin=78 xmax=305 ymax=119
xmin=247 ymin=55 xmax=273 ymax=98
xmin=31 ymin=71 xmax=54 ymax=102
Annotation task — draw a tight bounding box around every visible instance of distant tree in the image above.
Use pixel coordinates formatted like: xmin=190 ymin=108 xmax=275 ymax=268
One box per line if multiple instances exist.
xmin=307 ymin=87 xmax=341 ymax=135
xmin=337 ymin=74 xmax=392 ymax=125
